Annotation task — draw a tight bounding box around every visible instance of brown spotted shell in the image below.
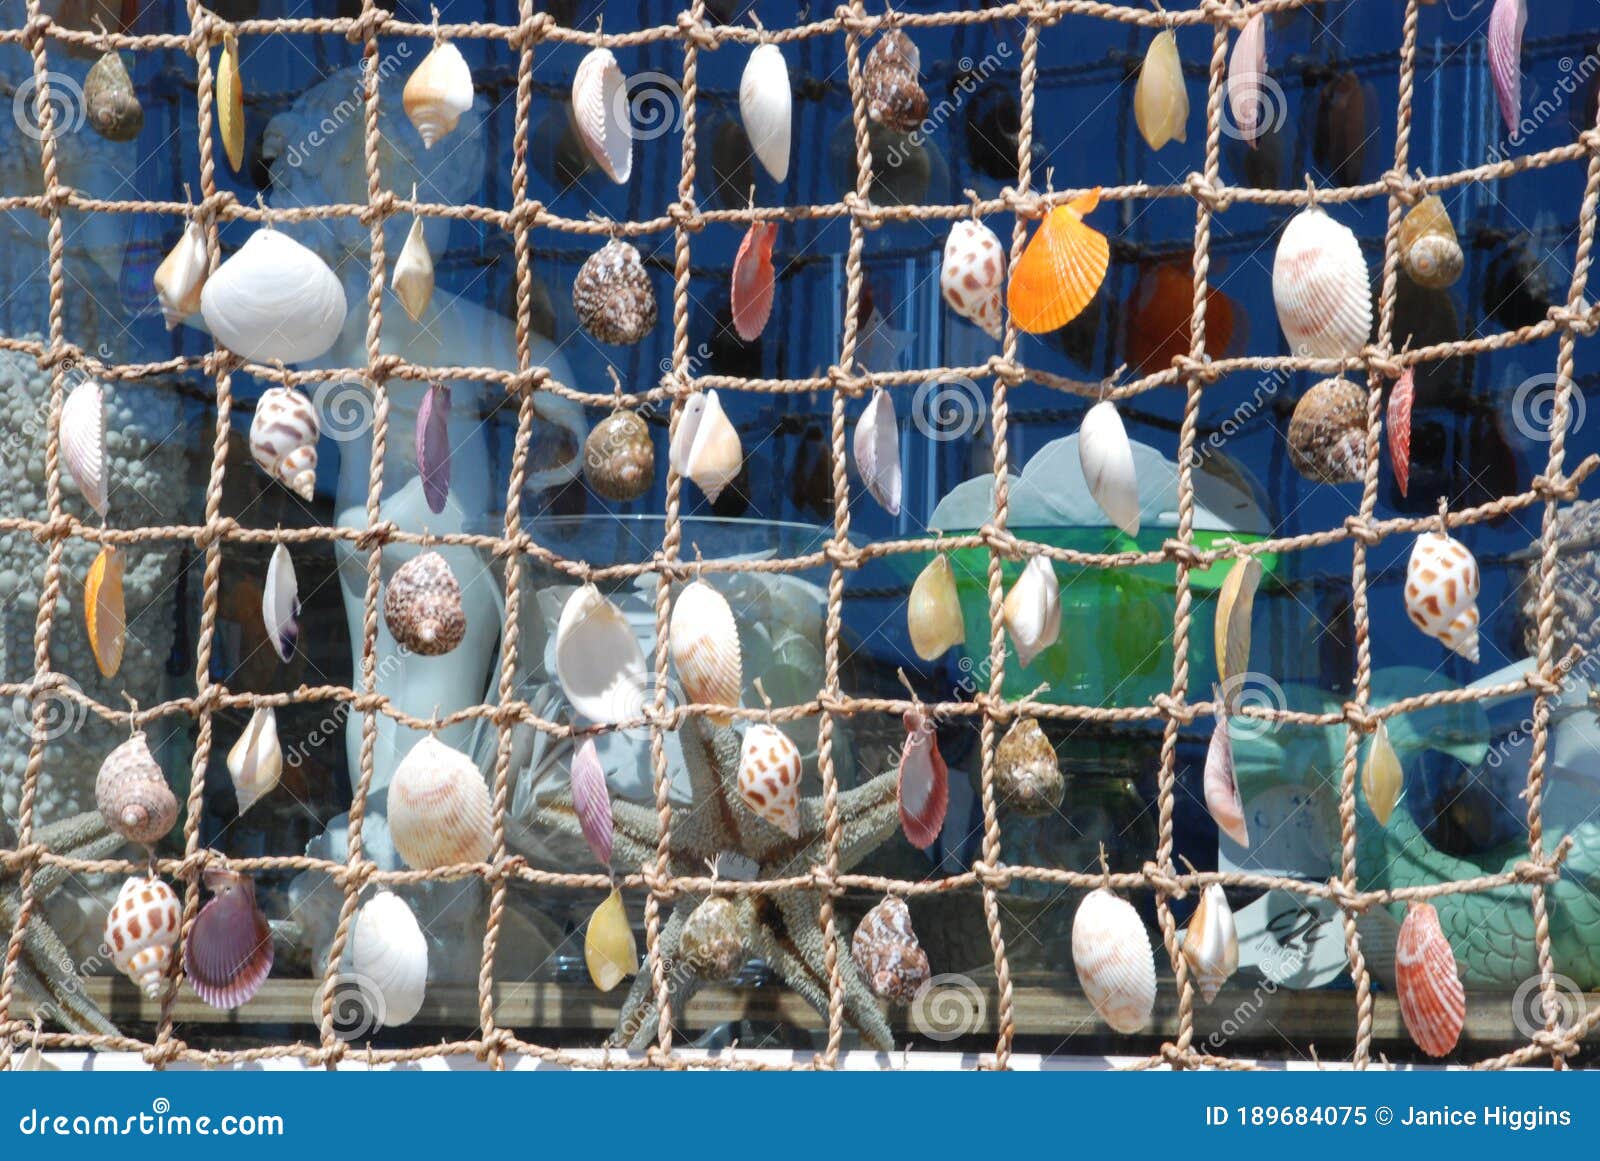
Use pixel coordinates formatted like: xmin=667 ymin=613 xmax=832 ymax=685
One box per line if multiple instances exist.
xmin=583 ymin=407 xmax=655 ymax=502
xmin=1288 ymin=377 xmax=1367 ymax=485
xmin=995 ymin=716 xmax=1064 ymax=815
xmin=95 ymin=733 xmax=178 ymax=846
xmin=679 ymin=895 xmax=749 ymax=981
xmin=863 ymin=30 xmax=927 ymax=133
xmin=85 ymin=48 xmax=143 ymax=142
xmin=573 ymin=239 xmax=657 ymax=346
xmin=851 ymin=894 xmax=930 ymax=1004
xmin=383 ymin=550 xmax=467 ymax=656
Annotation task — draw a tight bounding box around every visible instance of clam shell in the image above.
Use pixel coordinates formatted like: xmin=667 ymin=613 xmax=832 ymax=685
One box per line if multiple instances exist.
xmin=403 ymin=39 xmax=474 ymax=149
xmin=388 ymin=735 xmax=494 ymax=869
xmin=262 ymin=543 xmax=299 ymax=662
xmin=1387 ymin=368 xmax=1414 ymax=498
xmin=61 ymin=378 xmax=108 ymax=518
xmin=1227 ymin=14 xmax=1268 ymax=146
xmin=1488 ymin=0 xmax=1526 ymax=133
xmin=1288 ymin=377 xmax=1366 ymax=485
xmin=995 ymin=716 xmax=1064 ymax=815
xmin=864 ymin=30 xmax=927 ymax=132
xmin=1134 ymin=29 xmax=1188 ymax=150
xmin=731 ymin=221 xmax=777 ymax=342
xmin=585 ymin=887 xmax=637 ymax=992
xmin=669 ymin=579 xmax=742 ymax=726
xmin=1204 ymin=700 xmax=1249 ymax=847
xmin=85 ymin=544 xmax=125 ymax=679
xmin=1007 ymin=191 xmax=1109 ymax=334
xmin=85 ymin=48 xmax=142 ymax=142
xmin=1003 ymin=554 xmax=1061 ymax=669
xmin=940 ymin=218 xmax=1005 ymax=340
xmin=1395 ymin=901 xmax=1465 ymax=1058
xmin=1181 ymin=884 xmax=1238 ymax=1003
xmin=852 ymin=388 xmax=901 ymax=516
xmin=851 ymin=895 xmax=929 ymax=1004
xmin=227 ymin=706 xmax=281 ymax=817
xmin=217 ymin=32 xmax=244 ymax=172
xmin=95 ymin=732 xmax=177 ymax=846
xmin=154 ymin=219 xmax=208 ymax=330
xmin=416 ymin=381 xmax=451 ymax=515
xmin=1214 ymin=555 xmax=1262 ymax=686
xmin=1079 ymin=399 xmax=1140 ymax=536
xmin=739 ymin=43 xmax=791 ymax=182
xmin=1071 ymin=887 xmax=1156 ymax=1034
xmin=898 ymin=707 xmax=948 ymax=848
xmin=104 ymin=875 xmax=181 ymax=999
xmin=184 ymin=869 xmax=274 ymax=1010
xmin=1399 ymin=196 xmax=1463 ymax=290
xmin=568 ymin=737 xmax=613 ymax=867
xmin=1362 ymin=720 xmax=1403 ymax=826
xmin=737 ymin=722 xmax=801 ymax=838
xmin=572 ymin=47 xmax=632 ymax=184
xmin=583 ymin=407 xmax=654 ymax=502
xmin=347 ymin=889 xmax=429 ymax=1028
xmin=249 ymin=386 xmax=320 ymax=500
xmin=1404 ymin=531 xmax=1480 ymax=663
xmin=907 ymin=552 xmax=964 ymax=661
xmin=393 ymin=214 xmax=434 ymax=322
xmin=554 ymin=583 xmax=649 ymax=725
xmin=383 ymin=550 xmax=466 ymax=656
xmin=1272 ymin=205 xmax=1372 ymax=360
xmin=200 ymin=227 xmax=349 ymax=365
xmin=669 ymin=389 xmax=742 ymax=504
xmin=573 ymin=239 xmax=657 ymax=346
xmin=679 ymin=895 xmax=748 ymax=980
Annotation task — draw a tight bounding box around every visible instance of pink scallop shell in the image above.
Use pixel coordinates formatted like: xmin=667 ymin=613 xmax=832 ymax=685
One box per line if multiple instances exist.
xmin=569 ymin=737 xmax=613 ymax=867
xmin=1488 ymin=0 xmax=1526 ymax=134
xmin=897 ymin=708 xmax=948 ymax=849
xmin=183 ymin=869 xmax=274 ymax=1011
xmin=1395 ymin=901 xmax=1465 ymax=1058
xmin=731 ymin=221 xmax=777 ymax=342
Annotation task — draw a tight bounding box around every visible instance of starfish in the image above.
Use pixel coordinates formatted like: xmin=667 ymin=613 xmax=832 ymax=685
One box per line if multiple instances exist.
xmin=537 ymin=718 xmax=903 ymax=1051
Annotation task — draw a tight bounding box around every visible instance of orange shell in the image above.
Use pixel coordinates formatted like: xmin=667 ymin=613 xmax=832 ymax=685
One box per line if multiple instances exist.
xmin=1006 ymin=191 xmax=1109 ymax=334
xmin=1395 ymin=901 xmax=1465 ymax=1058
xmin=731 ymin=221 xmax=778 ymax=342
xmin=86 ymin=545 xmax=125 ymax=679
xmin=1123 ymin=259 xmax=1240 ymax=375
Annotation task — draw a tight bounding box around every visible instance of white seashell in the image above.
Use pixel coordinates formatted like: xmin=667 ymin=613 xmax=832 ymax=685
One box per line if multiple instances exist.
xmin=554 ymin=584 xmax=649 ymax=725
xmin=852 ymin=388 xmax=901 ymax=516
xmin=153 ymin=218 xmax=207 ymax=330
xmin=739 ymin=43 xmax=791 ymax=183
xmin=347 ymin=889 xmax=429 ymax=1028
xmin=1203 ymin=700 xmax=1249 ymax=848
xmin=200 ymin=227 xmax=349 ymax=365
xmin=1271 ymin=205 xmax=1372 ymax=360
xmin=1404 ymin=530 xmax=1480 ymax=663
xmin=1226 ymin=13 xmax=1268 ymax=147
xmin=227 ymin=706 xmax=281 ymax=817
xmin=737 ymin=722 xmax=802 ymax=837
xmin=669 ymin=579 xmax=742 ymax=726
xmin=669 ymin=389 xmax=742 ymax=504
xmin=403 ymin=39 xmax=474 ymax=149
xmin=262 ymin=543 xmax=298 ymax=662
xmin=249 ymin=386 xmax=320 ymax=501
xmin=61 ymin=378 xmax=108 ymax=518
xmin=940 ymin=218 xmax=1005 ymax=341
xmin=389 ymin=735 xmax=494 ymax=869
xmin=1181 ymin=883 xmax=1238 ymax=1003
xmin=104 ymin=875 xmax=181 ymax=999
xmin=1071 ymin=887 xmax=1156 ymax=1034
xmin=572 ymin=47 xmax=632 ymax=184
xmin=1003 ymin=554 xmax=1061 ymax=669
xmin=1078 ymin=399 xmax=1140 ymax=536
xmin=392 ymin=213 xmax=434 ymax=322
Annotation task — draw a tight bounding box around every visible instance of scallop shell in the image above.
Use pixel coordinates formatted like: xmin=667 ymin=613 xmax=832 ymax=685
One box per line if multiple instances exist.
xmin=1003 ymin=554 xmax=1061 ymax=669
xmin=573 ymin=239 xmax=657 ymax=346
xmin=389 ymin=735 xmax=494 ymax=869
xmin=184 ymin=868 xmax=274 ymax=1011
xmin=1488 ymin=0 xmax=1526 ymax=133
xmin=1387 ymin=368 xmax=1414 ymax=498
xmin=95 ymin=732 xmax=176 ymax=846
xmin=585 ymin=887 xmax=637 ymax=992
xmin=416 ymin=381 xmax=451 ymax=515
xmin=1071 ymin=887 xmax=1156 ymax=1034
xmin=898 ymin=707 xmax=949 ymax=849
xmin=995 ymin=716 xmax=1063 ymax=816
xmin=217 ymin=32 xmax=244 ymax=172
xmin=670 ymin=579 xmax=742 ymax=726
xmin=1079 ymin=399 xmax=1140 ymax=536
xmin=154 ymin=218 xmax=207 ymax=330
xmin=731 ymin=221 xmax=778 ymax=342
xmin=940 ymin=218 xmax=1005 ymax=340
xmin=851 ymin=895 xmax=930 ymax=1004
xmin=85 ymin=47 xmax=142 ymax=142
xmin=1362 ymin=720 xmax=1403 ymax=826
xmin=853 ymin=388 xmax=901 ymax=516
xmin=572 ymin=47 xmax=632 ymax=184
xmin=347 ymin=889 xmax=429 ymax=1028
xmin=1227 ymin=14 xmax=1268 ymax=147
xmin=740 ymin=43 xmax=791 ymax=182
xmin=1204 ymin=699 xmax=1249 ymax=847
xmin=227 ymin=706 xmax=281 ymax=817
xmin=1134 ymin=29 xmax=1189 ymax=151
xmin=61 ymin=378 xmax=108 ymax=518
xmin=737 ymin=722 xmax=801 ymax=838
xmin=864 ymin=30 xmax=927 ymax=132
xmin=262 ymin=543 xmax=298 ymax=662
xmin=85 ymin=544 xmax=125 ymax=679
xmin=1395 ymin=901 xmax=1465 ymax=1058
xmin=104 ymin=874 xmax=181 ymax=999
xmin=1399 ymin=195 xmax=1463 ymax=290
xmin=554 ymin=583 xmax=649 ymax=725
xmin=383 ymin=550 xmax=466 ymax=656
xmin=568 ymin=737 xmax=613 ymax=867
xmin=200 ymin=227 xmax=349 ymax=365
xmin=393 ymin=214 xmax=434 ymax=322
xmin=679 ymin=895 xmax=748 ymax=981
xmin=1181 ymin=883 xmax=1238 ymax=1003
xmin=1288 ymin=377 xmax=1367 ymax=485
xmin=1272 ymin=205 xmax=1372 ymax=360
xmin=583 ymin=407 xmax=654 ymax=502
xmin=1405 ymin=531 xmax=1480 ymax=663
xmin=403 ymin=39 xmax=474 ymax=149
xmin=249 ymin=386 xmax=320 ymax=500
xmin=669 ymin=389 xmax=742 ymax=504
xmin=1214 ymin=555 xmax=1262 ymax=686
xmin=1007 ymin=191 xmax=1109 ymax=335
xmin=908 ymin=552 xmax=964 ymax=661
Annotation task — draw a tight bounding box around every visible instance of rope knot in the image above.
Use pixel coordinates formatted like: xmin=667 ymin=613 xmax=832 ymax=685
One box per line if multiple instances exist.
xmin=511 ymin=12 xmax=555 ymax=50
xmin=362 ymin=187 xmax=401 ymax=224
xmin=970 ymin=859 xmax=1013 ymax=890
xmin=29 ymin=515 xmax=74 ymax=546
xmin=1152 ymin=692 xmax=1199 ymax=726
xmin=342 ymin=5 xmax=391 ymax=42
xmin=1363 ymin=349 xmax=1404 ymax=379
xmin=841 ymin=191 xmax=882 ymax=228
xmin=666 ymin=197 xmax=704 ymax=230
xmin=193 ymin=515 xmax=239 ymax=551
xmin=810 ymin=867 xmax=841 ymax=896
xmin=1530 ymin=471 xmax=1582 ymax=503
xmin=1381 ymin=168 xmax=1418 ymax=204
xmin=1184 ymin=172 xmax=1231 ymax=213
xmin=1341 ymin=514 xmax=1382 ymax=546
xmin=1341 ymin=702 xmax=1378 ymax=733
xmin=354 ymin=520 xmax=399 ymax=552
xmin=506 ymin=198 xmax=543 ymax=232
xmin=1163 ymin=539 xmax=1205 ymax=569
xmin=675 ymin=9 xmax=718 ymax=49
xmin=19 ymin=13 xmax=51 ymax=51
xmin=987 ymin=355 xmax=1026 ymax=386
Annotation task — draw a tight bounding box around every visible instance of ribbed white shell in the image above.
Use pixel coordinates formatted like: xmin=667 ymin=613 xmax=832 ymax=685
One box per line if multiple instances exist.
xmin=1181 ymin=883 xmax=1238 ymax=1003
xmin=200 ymin=227 xmax=348 ymax=364
xmin=740 ymin=43 xmax=791 ymax=182
xmin=554 ymin=584 xmax=649 ymax=725
xmin=1271 ymin=206 xmax=1372 ymax=360
xmin=388 ymin=735 xmax=494 ymax=869
xmin=669 ymin=390 xmax=742 ymax=503
xmin=154 ymin=219 xmax=207 ymax=329
xmin=669 ymin=579 xmax=742 ymax=725
xmin=1072 ymin=887 xmax=1156 ymax=1034
xmin=348 ymin=889 xmax=429 ymax=1028
xmin=227 ymin=706 xmax=281 ymax=817
xmin=403 ymin=40 xmax=474 ymax=149
xmin=1404 ymin=531 xmax=1480 ymax=663
xmin=572 ymin=47 xmax=632 ymax=184
xmin=1078 ymin=400 xmax=1140 ymax=536
xmin=852 ymin=388 xmax=901 ymax=516
xmin=1003 ymin=555 xmax=1061 ymax=669
xmin=61 ymin=378 xmax=107 ymax=518
xmin=940 ymin=219 xmax=1005 ymax=340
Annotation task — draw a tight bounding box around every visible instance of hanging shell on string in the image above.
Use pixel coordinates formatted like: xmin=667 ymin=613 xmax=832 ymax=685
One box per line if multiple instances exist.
xmin=731 ymin=221 xmax=777 ymax=342
xmin=201 ymin=227 xmax=348 ymax=364
xmin=680 ymin=895 xmax=748 ymax=980
xmin=62 ymin=378 xmax=108 ymax=518
xmin=104 ymin=875 xmax=181 ymax=999
xmin=851 ymin=895 xmax=930 ymax=1003
xmin=393 ymin=210 xmax=434 ymax=322
xmin=740 ymin=42 xmax=791 ymax=182
xmin=1181 ymin=883 xmax=1238 ymax=1003
xmin=96 ymin=732 xmax=176 ymax=846
xmin=1134 ymin=29 xmax=1188 ymax=151
xmin=908 ymin=552 xmax=964 ymax=660
xmin=585 ymin=887 xmax=637 ymax=992
xmin=217 ymin=32 xmax=244 ymax=172
xmin=1007 ymin=191 xmax=1110 ymax=334
xmin=1272 ymin=205 xmax=1372 ymax=360
xmin=1204 ymin=698 xmax=1249 ymax=847
xmin=416 ymin=381 xmax=451 ymax=514
xmin=384 ymin=550 xmax=466 ymax=656
xmin=898 ymin=705 xmax=948 ymax=848
xmin=184 ymin=868 xmax=274 ymax=1010
xmin=347 ymin=889 xmax=429 ymax=1028
xmin=574 ymin=239 xmax=657 ymax=346
xmin=995 ymin=716 xmax=1064 ymax=815
xmin=853 ymin=388 xmax=901 ymax=516
xmin=940 ymin=218 xmax=1006 ymax=340
xmin=1362 ymin=719 xmax=1403 ymax=826
xmin=1214 ymin=555 xmax=1261 ymax=685
xmin=1072 ymin=887 xmax=1156 ymax=1034
xmin=1003 ymin=554 xmax=1061 ymax=669
xmin=227 ymin=706 xmax=281 ymax=817
xmin=863 ymin=29 xmax=927 ymax=133
xmin=1399 ymin=195 xmax=1463 ymax=290
xmin=1227 ymin=13 xmax=1269 ymax=147
xmin=1387 ymin=368 xmax=1414 ymax=498
xmin=249 ymin=386 xmax=319 ymax=501
xmin=85 ymin=46 xmax=142 ymax=142
xmin=554 ymin=583 xmax=649 ymax=724
xmin=154 ymin=218 xmax=207 ymax=330
xmin=1395 ymin=901 xmax=1465 ymax=1057
xmin=85 ymin=544 xmax=125 ymax=679
xmin=572 ymin=47 xmax=632 ymax=184
xmin=262 ymin=543 xmax=298 ymax=662
xmin=389 ymin=735 xmax=494 ymax=869
xmin=669 ymin=389 xmax=742 ymax=503
xmin=403 ymin=38 xmax=474 ymax=149
xmin=1488 ymin=0 xmax=1527 ymax=133
xmin=1288 ymin=377 xmax=1366 ymax=485
xmin=1405 ymin=530 xmax=1480 ymax=662
xmin=1079 ymin=399 xmax=1140 ymax=536
xmin=583 ymin=404 xmax=654 ymax=502
xmin=670 ymin=578 xmax=742 ymax=726
xmin=737 ymin=722 xmax=802 ymax=838
xmin=569 ymin=737 xmax=613 ymax=867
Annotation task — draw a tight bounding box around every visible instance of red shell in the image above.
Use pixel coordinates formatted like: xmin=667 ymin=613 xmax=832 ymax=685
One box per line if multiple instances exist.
xmin=897 ymin=709 xmax=948 ymax=848
xmin=1395 ymin=901 xmax=1464 ymax=1058
xmin=183 ymin=869 xmax=274 ymax=1010
xmin=731 ymin=222 xmax=777 ymax=342
xmin=1387 ymin=368 xmax=1413 ymax=498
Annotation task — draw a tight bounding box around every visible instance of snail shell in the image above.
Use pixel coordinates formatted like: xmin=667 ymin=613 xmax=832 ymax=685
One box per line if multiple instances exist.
xmin=851 ymin=895 xmax=930 ymax=1004
xmin=679 ymin=895 xmax=749 ymax=981
xmin=383 ymin=550 xmax=467 ymax=656
xmin=1398 ymin=195 xmax=1464 ymax=290
xmin=995 ymin=716 xmax=1064 ymax=815
xmin=863 ymin=30 xmax=927 ymax=133
xmin=403 ymin=39 xmax=474 ymax=149
xmin=1288 ymin=377 xmax=1367 ymax=485
xmin=573 ymin=239 xmax=657 ymax=346
xmin=249 ymin=386 xmax=320 ymax=501
xmin=84 ymin=47 xmax=142 ymax=142
xmin=583 ymin=407 xmax=654 ymax=502
xmin=95 ymin=732 xmax=178 ymax=846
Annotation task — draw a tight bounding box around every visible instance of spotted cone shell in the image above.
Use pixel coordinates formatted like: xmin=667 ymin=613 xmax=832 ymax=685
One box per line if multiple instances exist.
xmin=96 ymin=732 xmax=178 ymax=846
xmin=384 ymin=551 xmax=467 ymax=656
xmin=669 ymin=579 xmax=742 ymax=726
xmin=573 ymin=239 xmax=657 ymax=346
xmin=941 ymin=219 xmax=1005 ymax=340
xmin=1288 ymin=377 xmax=1366 ymax=485
xmin=863 ymin=30 xmax=927 ymax=132
xmin=184 ymin=868 xmax=274 ymax=1010
xmin=583 ymin=407 xmax=654 ymax=502
xmin=1072 ymin=887 xmax=1156 ymax=1034
xmin=679 ymin=895 xmax=748 ymax=981
xmin=1405 ymin=531 xmax=1480 ymax=662
xmin=995 ymin=716 xmax=1063 ymax=815
xmin=250 ymin=386 xmax=319 ymax=501
xmin=105 ymin=874 xmax=181 ymax=999
xmin=1395 ymin=901 xmax=1465 ymax=1058
xmin=1272 ymin=205 xmax=1372 ymax=360
xmin=851 ymin=895 xmax=930 ymax=1004
xmin=737 ymin=723 xmax=801 ymax=838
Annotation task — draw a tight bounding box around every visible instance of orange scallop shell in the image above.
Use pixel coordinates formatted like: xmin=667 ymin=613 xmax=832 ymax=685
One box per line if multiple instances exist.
xmin=86 ymin=545 xmax=125 ymax=679
xmin=1006 ymin=190 xmax=1109 ymax=335
xmin=731 ymin=221 xmax=778 ymax=342
xmin=1395 ymin=901 xmax=1465 ymax=1058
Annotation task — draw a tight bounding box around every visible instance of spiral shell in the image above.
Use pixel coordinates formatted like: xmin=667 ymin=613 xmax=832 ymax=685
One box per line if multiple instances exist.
xmin=852 ymin=895 xmax=930 ymax=1004
xmin=863 ymin=30 xmax=927 ymax=133
xmin=1398 ymin=195 xmax=1463 ymax=290
xmin=670 ymin=579 xmax=742 ymax=726
xmin=583 ymin=407 xmax=654 ymax=502
xmin=737 ymin=723 xmax=801 ymax=838
xmin=669 ymin=389 xmax=742 ymax=504
xmin=1079 ymin=399 xmax=1140 ymax=537
xmin=1272 ymin=205 xmax=1372 ymax=360
xmin=940 ymin=218 xmax=1005 ymax=341
xmin=61 ymin=378 xmax=108 ymax=518
xmin=1395 ymin=901 xmax=1465 ymax=1058
xmin=95 ymin=732 xmax=177 ymax=846
xmin=85 ymin=47 xmax=142 ymax=142
xmin=995 ymin=716 xmax=1064 ymax=815
xmin=1404 ymin=530 xmax=1480 ymax=663
xmin=184 ymin=868 xmax=274 ymax=1011
xmin=1071 ymin=887 xmax=1156 ymax=1034
xmin=1181 ymin=884 xmax=1238 ymax=1004
xmin=104 ymin=875 xmax=181 ymax=999
xmin=227 ymin=706 xmax=281 ymax=817
xmin=403 ymin=39 xmax=474 ymax=149
xmin=383 ymin=550 xmax=466 ymax=656
xmin=389 ymin=735 xmax=494 ymax=870
xmin=1288 ymin=377 xmax=1366 ymax=485
xmin=393 ymin=214 xmax=434 ymax=322
xmin=573 ymin=239 xmax=657 ymax=346
xmin=347 ymin=889 xmax=429 ymax=1028
xmin=249 ymin=386 xmax=320 ymax=501
xmin=679 ymin=895 xmax=749 ymax=981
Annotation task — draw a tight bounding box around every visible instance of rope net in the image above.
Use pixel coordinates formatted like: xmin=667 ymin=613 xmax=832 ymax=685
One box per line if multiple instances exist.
xmin=0 ymin=0 xmax=1595 ymax=1071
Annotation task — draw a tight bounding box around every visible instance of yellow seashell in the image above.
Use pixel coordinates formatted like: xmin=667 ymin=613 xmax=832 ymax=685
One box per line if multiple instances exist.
xmin=86 ymin=545 xmax=125 ymax=679
xmin=584 ymin=887 xmax=637 ymax=993
xmin=1398 ymin=195 xmax=1463 ymax=290
xmin=216 ymin=32 xmax=244 ymax=174
xmin=1134 ymin=30 xmax=1189 ymax=151
xmin=908 ymin=553 xmax=964 ymax=660
xmin=1362 ymin=720 xmax=1403 ymax=826
xmin=1214 ymin=555 xmax=1262 ymax=687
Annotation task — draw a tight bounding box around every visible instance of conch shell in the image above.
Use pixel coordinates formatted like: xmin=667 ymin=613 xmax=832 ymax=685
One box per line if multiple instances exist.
xmin=227 ymin=706 xmax=281 ymax=817
xmin=383 ymin=550 xmax=466 ymax=656
xmin=393 ymin=206 xmax=435 ymax=322
xmin=95 ymin=731 xmax=177 ymax=846
xmin=554 ymin=583 xmax=649 ymax=725
xmin=403 ymin=37 xmax=474 ymax=149
xmin=249 ymin=385 xmax=319 ymax=501
xmin=940 ymin=218 xmax=1005 ymax=340
xmin=669 ymin=389 xmax=742 ymax=504
xmin=1181 ymin=884 xmax=1238 ymax=1003
xmin=105 ymin=875 xmax=181 ymax=998
xmin=153 ymin=218 xmax=207 ymax=330
xmin=1404 ymin=529 xmax=1480 ymax=663
xmin=851 ymin=895 xmax=930 ymax=1003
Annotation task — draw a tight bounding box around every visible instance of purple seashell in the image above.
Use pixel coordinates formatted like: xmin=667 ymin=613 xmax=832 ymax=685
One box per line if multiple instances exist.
xmin=416 ymin=381 xmax=451 ymax=514
xmin=183 ymin=868 xmax=274 ymax=1010
xmin=569 ymin=737 xmax=614 ymax=866
xmin=1488 ymin=0 xmax=1526 ymax=134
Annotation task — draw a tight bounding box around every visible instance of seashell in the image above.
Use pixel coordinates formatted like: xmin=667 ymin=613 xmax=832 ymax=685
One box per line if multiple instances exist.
xmin=583 ymin=406 xmax=654 ymax=502
xmin=85 ymin=47 xmax=142 ymax=142
xmin=554 ymin=583 xmax=649 ymax=725
xmin=347 ymin=889 xmax=428 ymax=1028
xmin=863 ymin=30 xmax=927 ymax=133
xmin=737 ymin=722 xmax=802 ymax=838
xmin=1214 ymin=555 xmax=1262 ymax=686
xmin=572 ymin=47 xmax=632 ymax=184
xmin=184 ymin=868 xmax=274 ymax=1010
xmin=669 ymin=578 xmax=742 ymax=726
xmin=1181 ymin=883 xmax=1238 ymax=1003
xmin=392 ymin=212 xmax=434 ymax=322
xmin=897 ymin=707 xmax=948 ymax=848
xmin=740 ymin=42 xmax=791 ymax=182
xmin=852 ymin=388 xmax=901 ymax=516
xmin=908 ymin=552 xmax=964 ymax=660
xmin=1071 ymin=887 xmax=1156 ymax=1034
xmin=1288 ymin=377 xmax=1367 ymax=485
xmin=1387 ymin=368 xmax=1414 ymax=498
xmin=95 ymin=732 xmax=177 ymax=846
xmin=389 ymin=735 xmax=494 ymax=869
xmin=584 ymin=887 xmax=637 ymax=992
xmin=574 ymin=240 xmax=657 ymax=347
xmin=1124 ymin=255 xmax=1241 ymax=375
xmin=61 ymin=378 xmax=108 ymax=518
xmin=153 ymin=218 xmax=207 ymax=330
xmin=1398 ymin=195 xmax=1463 ymax=290
xmin=416 ymin=381 xmax=451 ymax=514
xmin=383 ymin=550 xmax=466 ymax=656
xmin=1007 ymin=191 xmax=1109 ymax=335
xmin=1134 ymin=29 xmax=1188 ymax=151
xmin=262 ymin=543 xmax=298 ymax=662
xmin=1003 ymin=554 xmax=1061 ymax=669
xmin=403 ymin=38 xmax=474 ymax=149
xmin=16 ymin=1044 xmax=55 ymax=1071
xmin=1395 ymin=901 xmax=1465 ymax=1057
xmin=1405 ymin=530 xmax=1480 ymax=663
xmin=1079 ymin=399 xmax=1140 ymax=536
xmin=568 ymin=737 xmax=613 ymax=867
xmin=851 ymin=895 xmax=929 ymax=1003
xmin=995 ymin=716 xmax=1064 ymax=815
xmin=940 ymin=218 xmax=1006 ymax=340
xmin=679 ymin=895 xmax=748 ymax=980
xmin=1227 ymin=14 xmax=1268 ymax=147
xmin=669 ymin=389 xmax=742 ymax=504
xmin=85 ymin=544 xmax=125 ymax=679
xmin=1204 ymin=698 xmax=1249 ymax=847
xmin=1272 ymin=205 xmax=1372 ymax=360
xmin=249 ymin=386 xmax=319 ymax=500
xmin=731 ymin=221 xmax=777 ymax=342
xmin=1488 ymin=0 xmax=1526 ymax=134
xmin=217 ymin=32 xmax=244 ymax=172
xmin=227 ymin=706 xmax=281 ymax=817
xmin=104 ymin=875 xmax=181 ymax=999
xmin=1362 ymin=720 xmax=1403 ymax=826
xmin=201 ymin=227 xmax=348 ymax=365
